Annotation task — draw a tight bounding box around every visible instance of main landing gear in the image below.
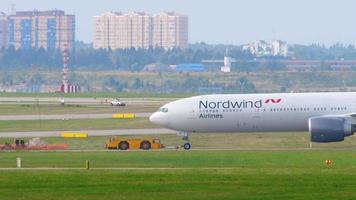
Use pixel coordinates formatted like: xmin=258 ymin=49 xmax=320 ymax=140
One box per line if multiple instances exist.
xmin=178 ymin=131 xmax=191 ymax=150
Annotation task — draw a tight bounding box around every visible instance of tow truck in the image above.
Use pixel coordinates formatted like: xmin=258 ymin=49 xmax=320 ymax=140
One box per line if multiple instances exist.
xmin=105 ymin=136 xmax=164 ymax=150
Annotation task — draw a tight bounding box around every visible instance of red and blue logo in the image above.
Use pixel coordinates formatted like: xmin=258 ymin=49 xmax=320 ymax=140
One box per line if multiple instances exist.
xmin=264 ymin=98 xmax=282 ymax=104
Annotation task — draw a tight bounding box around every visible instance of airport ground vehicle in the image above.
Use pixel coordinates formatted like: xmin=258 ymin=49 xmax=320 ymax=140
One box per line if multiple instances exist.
xmin=105 ymin=136 xmax=164 ymax=150
xmin=110 ymin=98 xmax=126 ymax=106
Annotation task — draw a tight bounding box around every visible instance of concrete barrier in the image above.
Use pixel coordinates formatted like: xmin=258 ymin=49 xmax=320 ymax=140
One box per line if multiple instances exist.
xmin=112 ymin=114 xmax=124 ymax=119
xmin=61 ymin=133 xmax=88 ymax=138
xmin=112 ymin=113 xmax=135 ymax=119
xmin=123 ymin=113 xmax=135 ymax=119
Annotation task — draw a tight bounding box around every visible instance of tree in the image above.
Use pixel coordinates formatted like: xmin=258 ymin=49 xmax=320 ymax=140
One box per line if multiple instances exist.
xmin=132 ymin=78 xmax=143 ymax=90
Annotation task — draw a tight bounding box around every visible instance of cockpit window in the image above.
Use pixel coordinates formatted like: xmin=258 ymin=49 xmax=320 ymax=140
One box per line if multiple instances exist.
xmin=159 ymin=108 xmax=169 ymax=113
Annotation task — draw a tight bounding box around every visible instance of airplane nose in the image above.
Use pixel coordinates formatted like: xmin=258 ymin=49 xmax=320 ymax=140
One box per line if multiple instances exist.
xmin=149 ymin=112 xmax=160 ymax=125
xmin=149 ymin=112 xmax=168 ymax=126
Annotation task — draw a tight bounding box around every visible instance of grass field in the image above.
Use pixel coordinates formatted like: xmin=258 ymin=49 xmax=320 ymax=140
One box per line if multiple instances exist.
xmin=1 ymin=132 xmax=356 ymax=150
xmin=0 ymin=104 xmax=159 ymax=115
xmin=1 ymin=132 xmax=356 ymax=199
xmin=0 ymin=118 xmax=156 ymax=132
xmin=1 ymin=150 xmax=356 ymax=199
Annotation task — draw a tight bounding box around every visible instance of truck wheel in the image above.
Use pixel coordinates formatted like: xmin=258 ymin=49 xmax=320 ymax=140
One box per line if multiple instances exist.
xmin=140 ymin=141 xmax=151 ymax=150
xmin=118 ymin=141 xmax=129 ymax=150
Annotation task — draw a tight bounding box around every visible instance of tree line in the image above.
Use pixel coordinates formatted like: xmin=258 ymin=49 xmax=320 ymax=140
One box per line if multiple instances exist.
xmin=1 ymin=42 xmax=356 ymax=71
xmin=0 ymin=43 xmax=249 ymax=71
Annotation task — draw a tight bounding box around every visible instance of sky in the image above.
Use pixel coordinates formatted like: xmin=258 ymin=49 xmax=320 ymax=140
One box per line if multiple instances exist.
xmin=1 ymin=0 xmax=356 ymax=45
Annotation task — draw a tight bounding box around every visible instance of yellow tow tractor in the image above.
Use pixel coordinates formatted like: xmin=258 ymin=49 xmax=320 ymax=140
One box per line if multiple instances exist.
xmin=105 ymin=136 xmax=165 ymax=150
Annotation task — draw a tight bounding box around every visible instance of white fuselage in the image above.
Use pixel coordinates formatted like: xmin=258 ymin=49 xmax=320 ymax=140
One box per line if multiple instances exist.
xmin=149 ymin=92 xmax=356 ymax=133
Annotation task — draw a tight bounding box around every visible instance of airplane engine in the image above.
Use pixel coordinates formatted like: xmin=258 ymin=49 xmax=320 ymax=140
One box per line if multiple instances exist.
xmin=309 ymin=117 xmax=354 ymax=142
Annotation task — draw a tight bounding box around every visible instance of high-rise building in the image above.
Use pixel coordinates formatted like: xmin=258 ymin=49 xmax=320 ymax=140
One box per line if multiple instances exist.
xmin=93 ymin=12 xmax=152 ymax=49
xmin=0 ymin=12 xmax=7 ymax=49
xmin=6 ymin=10 xmax=75 ymax=50
xmin=242 ymin=40 xmax=288 ymax=57
xmin=93 ymin=11 xmax=188 ymax=50
xmin=153 ymin=12 xmax=188 ymax=49
xmin=93 ymin=12 xmax=119 ymax=49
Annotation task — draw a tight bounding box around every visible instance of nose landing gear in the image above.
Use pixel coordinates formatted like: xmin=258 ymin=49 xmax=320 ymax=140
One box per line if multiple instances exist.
xmin=183 ymin=142 xmax=191 ymax=150
xmin=178 ymin=131 xmax=191 ymax=150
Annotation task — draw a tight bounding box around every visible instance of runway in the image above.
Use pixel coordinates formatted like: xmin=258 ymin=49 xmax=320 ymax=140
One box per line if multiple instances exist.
xmin=0 ymin=128 xmax=175 ymax=138
xmin=0 ymin=97 xmax=172 ymax=105
xmin=0 ymin=113 xmax=152 ymax=120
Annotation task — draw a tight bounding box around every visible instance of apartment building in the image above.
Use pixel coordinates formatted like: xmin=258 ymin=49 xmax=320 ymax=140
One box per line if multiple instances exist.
xmin=93 ymin=12 xmax=152 ymax=49
xmin=4 ymin=10 xmax=75 ymax=50
xmin=0 ymin=12 xmax=7 ymax=49
xmin=153 ymin=12 xmax=188 ymax=49
xmin=93 ymin=11 xmax=188 ymax=49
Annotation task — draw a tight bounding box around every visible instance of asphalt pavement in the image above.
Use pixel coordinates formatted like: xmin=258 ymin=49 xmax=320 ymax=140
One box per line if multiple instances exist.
xmin=0 ymin=97 xmax=171 ymax=105
xmin=0 ymin=113 xmax=152 ymax=120
xmin=0 ymin=128 xmax=176 ymax=138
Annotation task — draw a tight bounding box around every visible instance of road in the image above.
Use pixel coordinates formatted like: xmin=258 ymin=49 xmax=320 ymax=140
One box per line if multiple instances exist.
xmin=0 ymin=113 xmax=152 ymax=120
xmin=0 ymin=128 xmax=176 ymax=138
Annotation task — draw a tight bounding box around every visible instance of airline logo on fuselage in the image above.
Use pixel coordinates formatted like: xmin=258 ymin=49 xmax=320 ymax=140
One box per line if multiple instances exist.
xmin=265 ymin=98 xmax=282 ymax=104
xmin=199 ymin=98 xmax=282 ymax=110
xmin=199 ymin=100 xmax=263 ymax=109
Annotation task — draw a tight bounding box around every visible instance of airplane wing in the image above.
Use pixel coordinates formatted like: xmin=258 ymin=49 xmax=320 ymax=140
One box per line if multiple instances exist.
xmin=348 ymin=113 xmax=356 ymax=117
xmin=340 ymin=113 xmax=356 ymax=117
xmin=314 ymin=113 xmax=356 ymax=118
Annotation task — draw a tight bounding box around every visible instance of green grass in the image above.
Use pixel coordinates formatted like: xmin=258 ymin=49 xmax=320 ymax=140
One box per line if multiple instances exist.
xmin=2 ymin=132 xmax=356 ymax=150
xmin=0 ymin=118 xmax=157 ymax=132
xmin=1 ymin=150 xmax=356 ymax=199
xmin=0 ymin=104 xmax=159 ymax=115
xmin=3 ymin=70 xmax=356 ymax=95
xmin=0 ymin=150 xmax=352 ymax=168
xmin=1 ymin=132 xmax=356 ymax=199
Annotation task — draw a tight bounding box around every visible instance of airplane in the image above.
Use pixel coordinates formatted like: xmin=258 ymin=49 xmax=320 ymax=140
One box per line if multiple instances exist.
xmin=149 ymin=92 xmax=356 ymax=150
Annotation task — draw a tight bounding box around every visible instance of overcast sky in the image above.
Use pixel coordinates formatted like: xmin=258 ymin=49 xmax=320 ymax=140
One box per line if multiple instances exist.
xmin=1 ymin=0 xmax=355 ymax=45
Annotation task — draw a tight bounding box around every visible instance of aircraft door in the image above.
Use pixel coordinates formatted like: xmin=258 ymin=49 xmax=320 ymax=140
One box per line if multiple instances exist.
xmin=251 ymin=111 xmax=262 ymax=131
xmin=187 ymin=105 xmax=197 ymax=120
xmin=353 ymin=103 xmax=356 ymax=113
